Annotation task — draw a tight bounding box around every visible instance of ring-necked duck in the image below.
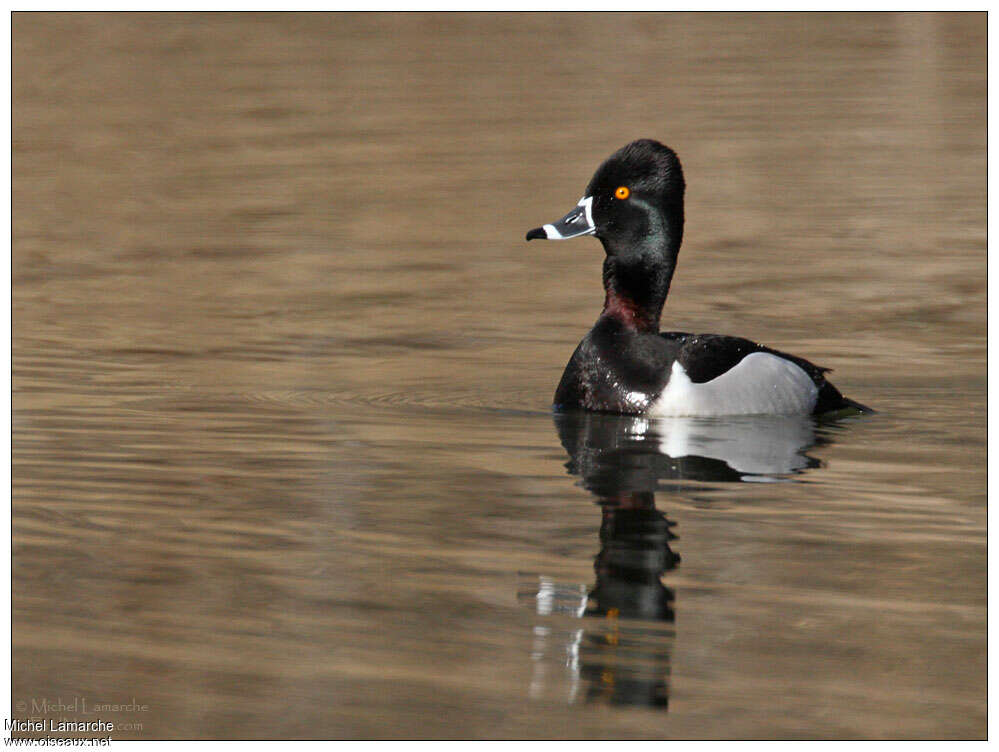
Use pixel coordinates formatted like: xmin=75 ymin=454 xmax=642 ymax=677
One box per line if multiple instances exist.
xmin=526 ymin=139 xmax=869 ymax=417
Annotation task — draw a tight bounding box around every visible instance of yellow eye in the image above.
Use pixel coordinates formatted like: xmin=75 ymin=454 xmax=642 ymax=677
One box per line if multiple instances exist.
xmin=614 ymin=186 xmax=630 ymax=200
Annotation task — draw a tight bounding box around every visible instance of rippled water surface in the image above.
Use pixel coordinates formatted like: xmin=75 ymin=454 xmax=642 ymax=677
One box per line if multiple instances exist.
xmin=13 ymin=13 xmax=986 ymax=739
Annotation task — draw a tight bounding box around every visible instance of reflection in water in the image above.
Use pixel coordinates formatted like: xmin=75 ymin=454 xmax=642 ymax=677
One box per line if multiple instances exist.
xmin=565 ymin=413 xmax=824 ymax=488
xmin=521 ymin=411 xmax=828 ymax=709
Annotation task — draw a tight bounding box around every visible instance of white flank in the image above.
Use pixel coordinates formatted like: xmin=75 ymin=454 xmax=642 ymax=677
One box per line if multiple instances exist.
xmin=649 ymin=352 xmax=819 ymax=417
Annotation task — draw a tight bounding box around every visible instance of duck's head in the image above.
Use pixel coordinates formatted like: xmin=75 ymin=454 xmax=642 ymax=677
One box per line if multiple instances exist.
xmin=526 ymin=139 xmax=685 ymax=259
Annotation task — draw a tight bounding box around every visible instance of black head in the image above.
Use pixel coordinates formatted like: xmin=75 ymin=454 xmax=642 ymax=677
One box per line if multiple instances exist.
xmin=586 ymin=139 xmax=685 ymax=256
xmin=526 ymin=139 xmax=685 ymax=259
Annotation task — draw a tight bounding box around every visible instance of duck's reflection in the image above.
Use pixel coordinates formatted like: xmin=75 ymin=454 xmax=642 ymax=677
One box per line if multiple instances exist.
xmin=521 ymin=411 xmax=827 ymax=709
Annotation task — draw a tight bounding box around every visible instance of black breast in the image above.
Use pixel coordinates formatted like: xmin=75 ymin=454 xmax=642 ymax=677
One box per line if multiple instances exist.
xmin=554 ymin=319 xmax=674 ymax=413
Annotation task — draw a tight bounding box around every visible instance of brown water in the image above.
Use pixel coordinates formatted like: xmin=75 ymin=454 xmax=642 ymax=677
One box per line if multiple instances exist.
xmin=12 ymin=12 xmax=986 ymax=740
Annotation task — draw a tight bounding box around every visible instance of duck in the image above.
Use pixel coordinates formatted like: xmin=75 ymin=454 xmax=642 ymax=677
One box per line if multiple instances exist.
xmin=526 ymin=138 xmax=870 ymax=417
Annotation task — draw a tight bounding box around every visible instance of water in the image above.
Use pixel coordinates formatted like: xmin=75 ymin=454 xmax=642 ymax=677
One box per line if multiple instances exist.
xmin=13 ymin=13 xmax=985 ymax=739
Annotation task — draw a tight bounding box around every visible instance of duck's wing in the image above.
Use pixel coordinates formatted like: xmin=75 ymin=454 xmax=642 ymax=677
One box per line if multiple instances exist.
xmin=659 ymin=332 xmax=826 ymax=382
xmin=657 ymin=332 xmax=851 ymax=415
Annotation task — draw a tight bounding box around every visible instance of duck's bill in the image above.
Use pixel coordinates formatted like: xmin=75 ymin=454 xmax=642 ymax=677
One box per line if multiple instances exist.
xmin=526 ymin=196 xmax=595 ymax=240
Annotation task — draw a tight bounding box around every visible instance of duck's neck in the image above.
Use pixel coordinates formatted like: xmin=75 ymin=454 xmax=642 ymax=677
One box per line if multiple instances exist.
xmin=600 ymin=249 xmax=678 ymax=334
xmin=598 ymin=198 xmax=683 ymax=333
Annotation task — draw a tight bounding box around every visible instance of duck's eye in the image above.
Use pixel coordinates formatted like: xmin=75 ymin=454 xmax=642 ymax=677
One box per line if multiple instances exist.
xmin=614 ymin=186 xmax=631 ymax=200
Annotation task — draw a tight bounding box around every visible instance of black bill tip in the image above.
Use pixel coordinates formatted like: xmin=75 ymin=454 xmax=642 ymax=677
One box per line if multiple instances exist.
xmin=526 ymin=227 xmax=547 ymax=241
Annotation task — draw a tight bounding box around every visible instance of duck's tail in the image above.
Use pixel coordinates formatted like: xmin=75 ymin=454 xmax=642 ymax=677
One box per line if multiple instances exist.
xmin=840 ymin=397 xmax=875 ymax=414
xmin=815 ymin=379 xmax=875 ymax=417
